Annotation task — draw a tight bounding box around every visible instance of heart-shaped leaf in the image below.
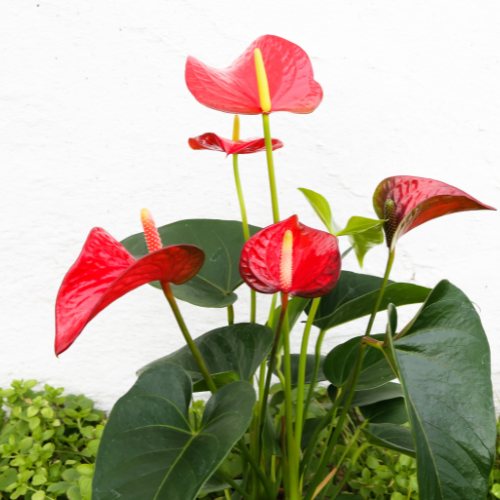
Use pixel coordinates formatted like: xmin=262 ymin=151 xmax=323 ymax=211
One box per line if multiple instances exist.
xmin=310 ymin=271 xmax=430 ymax=331
xmin=362 ymin=423 xmax=416 ymax=458
xmin=92 ymin=363 xmax=255 ymax=500
xmin=323 ymin=334 xmax=395 ymax=390
xmin=139 ymin=323 xmax=274 ymax=387
xmin=388 ymin=281 xmax=496 ymax=500
xmin=121 ymin=219 xmax=261 ymax=308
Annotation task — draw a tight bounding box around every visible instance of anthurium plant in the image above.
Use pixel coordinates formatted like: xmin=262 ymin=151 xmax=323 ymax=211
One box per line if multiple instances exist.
xmin=54 ymin=35 xmax=496 ymax=500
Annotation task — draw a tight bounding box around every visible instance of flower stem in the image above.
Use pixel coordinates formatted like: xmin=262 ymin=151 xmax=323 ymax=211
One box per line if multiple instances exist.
xmin=295 ymin=297 xmax=321 ymax=454
xmin=302 ymin=328 xmax=327 ymax=428
xmin=161 ymin=281 xmax=217 ymax=394
xmin=227 ymin=304 xmax=234 ymax=325
xmin=364 ymin=248 xmax=396 ymax=337
xmin=281 ymin=294 xmax=300 ymax=500
xmin=262 ymin=113 xmax=280 ymax=223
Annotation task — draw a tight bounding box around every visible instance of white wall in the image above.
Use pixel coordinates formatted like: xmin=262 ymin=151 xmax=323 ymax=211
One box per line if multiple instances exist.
xmin=0 ymin=0 xmax=499 ymax=411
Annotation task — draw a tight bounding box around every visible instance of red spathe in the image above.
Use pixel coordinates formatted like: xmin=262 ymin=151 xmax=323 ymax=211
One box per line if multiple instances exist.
xmin=189 ymin=133 xmax=283 ymax=155
xmin=185 ymin=35 xmax=323 ymax=115
xmin=55 ymin=228 xmax=204 ymax=355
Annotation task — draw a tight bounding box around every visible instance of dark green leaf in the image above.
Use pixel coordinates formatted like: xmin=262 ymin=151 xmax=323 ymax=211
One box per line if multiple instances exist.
xmin=93 ymin=363 xmax=255 ymax=500
xmin=351 ymin=382 xmax=403 ymax=407
xmin=362 ymin=423 xmax=416 ymax=458
xmin=301 ymin=418 xmax=325 ymax=450
xmin=389 ymin=281 xmax=496 ymax=500
xmin=310 ymin=271 xmax=430 ymax=331
xmin=272 ymin=354 xmax=326 ymax=386
xmin=121 ymin=219 xmax=261 ymax=308
xmin=323 ymin=335 xmax=395 ymax=390
xmin=139 ymin=323 xmax=274 ymax=388
xmin=199 ymin=475 xmax=233 ymax=495
xmin=263 ymin=410 xmax=282 ymax=457
xmin=360 ymin=398 xmax=408 ymax=425
xmin=335 ymin=216 xmax=385 ymax=237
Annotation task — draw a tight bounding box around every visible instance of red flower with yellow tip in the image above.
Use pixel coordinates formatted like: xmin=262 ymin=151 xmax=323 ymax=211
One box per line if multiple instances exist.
xmin=55 ymin=210 xmax=204 ymax=355
xmin=185 ymin=35 xmax=323 ymax=115
xmin=239 ymin=215 xmax=341 ymax=298
xmin=189 ymin=132 xmax=283 ymax=156
xmin=373 ymin=176 xmax=496 ymax=248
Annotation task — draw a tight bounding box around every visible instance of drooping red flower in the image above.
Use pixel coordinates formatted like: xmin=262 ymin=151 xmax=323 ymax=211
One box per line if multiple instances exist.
xmin=373 ymin=175 xmax=496 ymax=248
xmin=185 ymin=35 xmax=323 ymax=115
xmin=189 ymin=133 xmax=283 ymax=156
xmin=55 ymin=225 xmax=204 ymax=355
xmin=239 ymin=215 xmax=341 ymax=298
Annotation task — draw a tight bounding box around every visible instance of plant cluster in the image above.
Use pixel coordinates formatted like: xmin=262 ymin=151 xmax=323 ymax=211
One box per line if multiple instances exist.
xmin=52 ymin=34 xmax=496 ymax=500
xmin=0 ymin=380 xmax=105 ymax=500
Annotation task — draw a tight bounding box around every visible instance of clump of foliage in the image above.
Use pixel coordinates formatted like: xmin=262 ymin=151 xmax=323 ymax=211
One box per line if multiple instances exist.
xmin=0 ymin=379 xmax=105 ymax=500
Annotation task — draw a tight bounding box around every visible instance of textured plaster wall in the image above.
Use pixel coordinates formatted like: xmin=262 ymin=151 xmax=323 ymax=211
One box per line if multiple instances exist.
xmin=0 ymin=0 xmax=499 ymax=411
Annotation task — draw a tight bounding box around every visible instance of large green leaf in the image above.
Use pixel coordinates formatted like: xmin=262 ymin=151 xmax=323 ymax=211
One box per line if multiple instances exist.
xmin=323 ymin=334 xmax=395 ymax=390
xmin=310 ymin=271 xmax=430 ymax=331
xmin=139 ymin=323 xmax=274 ymax=388
xmin=93 ymin=363 xmax=255 ymax=500
xmin=389 ymin=281 xmax=496 ymax=500
xmin=347 ymin=226 xmax=385 ymax=267
xmin=121 ymin=219 xmax=261 ymax=308
xmin=362 ymin=423 xmax=416 ymax=458
xmin=298 ymin=188 xmax=338 ymax=234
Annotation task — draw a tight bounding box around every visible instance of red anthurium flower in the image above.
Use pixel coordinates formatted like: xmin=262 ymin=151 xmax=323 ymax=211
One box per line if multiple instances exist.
xmin=189 ymin=132 xmax=283 ymax=156
xmin=185 ymin=35 xmax=323 ymax=115
xmin=373 ymin=175 xmax=496 ymax=248
xmin=239 ymin=215 xmax=341 ymax=298
xmin=55 ymin=211 xmax=204 ymax=356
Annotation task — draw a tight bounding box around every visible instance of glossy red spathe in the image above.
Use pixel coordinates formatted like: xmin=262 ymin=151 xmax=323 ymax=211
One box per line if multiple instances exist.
xmin=55 ymin=228 xmax=204 ymax=355
xmin=239 ymin=215 xmax=341 ymax=298
xmin=185 ymin=35 xmax=323 ymax=115
xmin=373 ymin=175 xmax=496 ymax=247
xmin=189 ymin=133 xmax=283 ymax=156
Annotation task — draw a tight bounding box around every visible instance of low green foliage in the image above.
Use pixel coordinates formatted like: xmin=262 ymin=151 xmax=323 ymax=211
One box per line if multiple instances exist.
xmin=0 ymin=380 xmax=105 ymax=500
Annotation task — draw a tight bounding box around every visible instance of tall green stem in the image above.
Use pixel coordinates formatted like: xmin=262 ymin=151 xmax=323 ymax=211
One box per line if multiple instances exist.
xmin=295 ymin=297 xmax=321 ymax=454
xmin=282 ymin=296 xmax=300 ymax=500
xmin=302 ymin=328 xmax=327 ymax=428
xmin=227 ymin=304 xmax=234 ymax=325
xmin=364 ymin=248 xmax=396 ymax=337
xmin=232 ymin=116 xmax=257 ymax=323
xmin=161 ymin=281 xmax=217 ymax=394
xmin=262 ymin=113 xmax=280 ymax=223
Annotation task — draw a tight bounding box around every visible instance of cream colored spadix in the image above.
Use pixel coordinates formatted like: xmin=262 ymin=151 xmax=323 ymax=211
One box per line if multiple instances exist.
xmin=254 ymin=48 xmax=272 ymax=113
xmin=280 ymin=230 xmax=293 ymax=290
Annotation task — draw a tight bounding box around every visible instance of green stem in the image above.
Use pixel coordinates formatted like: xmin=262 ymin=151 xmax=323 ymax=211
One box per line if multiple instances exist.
xmin=303 ymin=344 xmax=367 ymax=500
xmin=227 ymin=304 xmax=234 ymax=325
xmin=262 ymin=113 xmax=280 ymax=223
xmin=364 ymin=248 xmax=396 ymax=337
xmin=302 ymin=328 xmax=327 ymax=428
xmin=233 ymin=153 xmax=251 ymax=241
xmin=282 ymin=298 xmax=300 ymax=500
xmin=259 ymin=293 xmax=289 ymax=437
xmin=295 ymin=297 xmax=321 ymax=454
xmin=250 ymin=290 xmax=256 ymax=323
xmin=237 ymin=439 xmax=274 ymax=500
xmin=161 ymin=281 xmax=217 ymax=394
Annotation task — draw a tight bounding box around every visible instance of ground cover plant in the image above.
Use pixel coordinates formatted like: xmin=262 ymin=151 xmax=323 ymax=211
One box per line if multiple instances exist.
xmin=54 ymin=35 xmax=496 ymax=500
xmin=0 ymin=379 xmax=105 ymax=500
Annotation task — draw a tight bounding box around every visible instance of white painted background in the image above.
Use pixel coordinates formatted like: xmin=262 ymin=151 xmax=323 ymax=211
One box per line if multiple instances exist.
xmin=1 ymin=0 xmax=499 ymax=411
